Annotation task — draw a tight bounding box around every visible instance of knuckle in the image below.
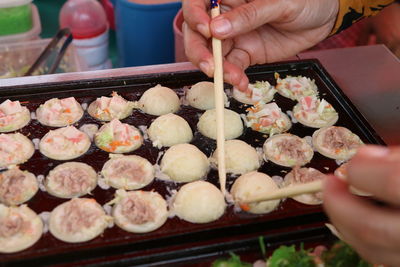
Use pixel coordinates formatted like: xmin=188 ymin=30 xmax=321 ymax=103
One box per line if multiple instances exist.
xmin=238 ymin=3 xmax=259 ymax=27
xmin=279 ymin=0 xmax=301 ymax=21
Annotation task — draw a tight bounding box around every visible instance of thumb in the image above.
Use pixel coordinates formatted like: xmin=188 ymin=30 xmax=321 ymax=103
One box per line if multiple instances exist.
xmin=210 ymin=0 xmax=287 ymax=39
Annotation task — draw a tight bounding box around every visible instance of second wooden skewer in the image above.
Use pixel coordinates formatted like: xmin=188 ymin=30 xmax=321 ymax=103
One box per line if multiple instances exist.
xmin=241 ymin=180 xmax=323 ymax=204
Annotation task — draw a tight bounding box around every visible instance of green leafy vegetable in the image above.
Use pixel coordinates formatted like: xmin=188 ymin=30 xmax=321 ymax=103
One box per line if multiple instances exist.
xmin=267 ymin=244 xmax=315 ymax=267
xmin=259 ymin=236 xmax=266 ymax=258
xmin=96 ymin=129 xmax=114 ymax=147
xmin=212 ymin=252 xmax=252 ymax=267
xmin=323 ymin=241 xmax=372 ymax=267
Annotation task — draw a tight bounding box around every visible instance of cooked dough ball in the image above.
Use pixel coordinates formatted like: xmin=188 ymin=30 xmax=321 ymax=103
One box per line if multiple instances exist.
xmin=0 ymin=168 xmax=38 ymax=206
xmin=245 ymin=102 xmax=291 ymax=135
xmin=160 ymin=144 xmax=209 ymax=183
xmin=0 ymin=133 xmax=34 ymax=168
xmin=231 ymin=171 xmax=280 ymax=214
xmin=0 ymin=99 xmax=30 ymax=132
xmin=284 ymin=167 xmax=326 ymax=205
xmin=186 ymin=81 xmax=228 ymax=110
xmin=49 ymin=198 xmax=110 ymax=243
xmin=94 ymin=119 xmax=143 ymax=153
xmin=102 ymin=155 xmax=155 ymax=190
xmin=36 ymin=97 xmax=83 ymax=127
xmin=312 ymin=126 xmax=364 ymax=160
xmin=172 ymin=181 xmax=225 ymax=223
xmin=112 ymin=190 xmax=168 ymax=233
xmin=0 ymin=204 xmax=43 ymax=253
xmin=197 ymin=108 xmax=243 ymax=140
xmin=148 ymin=113 xmax=193 ymax=148
xmin=138 ymin=84 xmax=180 ymax=116
xmin=210 ymin=139 xmax=261 ymax=175
xmin=275 ymin=73 xmax=319 ymax=101
xmin=39 ymin=126 xmax=91 ymax=160
xmin=88 ymin=92 xmax=134 ymax=121
xmin=263 ymin=134 xmax=314 ymax=167
xmin=293 ymin=96 xmax=338 ymax=128
xmin=45 ymin=162 xmax=98 ymax=199
xmin=232 ymin=81 xmax=276 ymax=105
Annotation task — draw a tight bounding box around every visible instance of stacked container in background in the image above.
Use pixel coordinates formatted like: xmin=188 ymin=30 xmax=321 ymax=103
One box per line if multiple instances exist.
xmin=0 ymin=0 xmax=41 ymax=43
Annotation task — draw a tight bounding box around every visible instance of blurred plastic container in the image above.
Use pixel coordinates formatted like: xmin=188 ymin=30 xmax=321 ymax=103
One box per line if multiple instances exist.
xmin=0 ymin=0 xmax=33 ymax=36
xmin=173 ymin=8 xmax=187 ymax=62
xmin=101 ymin=0 xmax=116 ymax=30
xmin=0 ymin=38 xmax=86 ymax=79
xmin=115 ymin=0 xmax=181 ymax=67
xmin=0 ymin=4 xmax=41 ymax=44
xmin=60 ymin=0 xmax=111 ymax=69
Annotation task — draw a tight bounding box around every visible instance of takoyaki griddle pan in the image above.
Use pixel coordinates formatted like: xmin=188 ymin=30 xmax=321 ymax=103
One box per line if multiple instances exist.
xmin=0 ymin=59 xmax=384 ymax=266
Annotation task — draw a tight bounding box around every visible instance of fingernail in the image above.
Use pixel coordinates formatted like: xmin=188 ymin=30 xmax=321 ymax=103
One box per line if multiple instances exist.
xmin=212 ymin=17 xmax=232 ymax=35
xmin=199 ymin=61 xmax=210 ymax=76
xmin=360 ymin=145 xmax=389 ymax=158
xmin=197 ymin=24 xmax=210 ymax=38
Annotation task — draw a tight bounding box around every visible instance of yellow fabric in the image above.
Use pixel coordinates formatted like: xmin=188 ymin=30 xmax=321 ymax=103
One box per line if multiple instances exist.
xmin=330 ymin=0 xmax=395 ymax=35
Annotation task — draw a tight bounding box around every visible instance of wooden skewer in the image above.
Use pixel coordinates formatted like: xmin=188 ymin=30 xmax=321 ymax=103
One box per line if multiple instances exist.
xmin=242 ymin=180 xmax=323 ymax=203
xmin=211 ymin=1 xmax=227 ymax=195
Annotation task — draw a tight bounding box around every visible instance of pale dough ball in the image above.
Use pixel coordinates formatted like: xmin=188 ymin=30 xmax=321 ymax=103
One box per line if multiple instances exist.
xmin=312 ymin=126 xmax=363 ymax=160
xmin=0 ymin=100 xmax=30 ymax=133
xmin=0 ymin=204 xmax=43 ymax=253
xmin=186 ymin=81 xmax=228 ymax=110
xmin=172 ymin=181 xmax=225 ymax=223
xmin=148 ymin=113 xmax=193 ymax=148
xmin=49 ymin=198 xmax=109 ymax=243
xmin=263 ymin=133 xmax=314 ymax=167
xmin=0 ymin=168 xmax=38 ymax=205
xmin=112 ymin=190 xmax=168 ymax=233
xmin=231 ymin=171 xmax=280 ymax=214
xmin=0 ymin=133 xmax=34 ymax=168
xmin=197 ymin=108 xmax=243 ymax=140
xmin=45 ymin=162 xmax=98 ymax=199
xmin=211 ymin=139 xmax=261 ymax=175
xmin=36 ymin=97 xmax=83 ymax=127
xmin=161 ymin=144 xmax=209 ymax=183
xmin=101 ymin=155 xmax=155 ymax=190
xmin=138 ymin=84 xmax=180 ymax=116
xmin=39 ymin=126 xmax=91 ymax=161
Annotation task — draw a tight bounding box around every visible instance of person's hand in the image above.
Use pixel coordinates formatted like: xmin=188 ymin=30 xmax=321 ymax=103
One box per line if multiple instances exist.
xmin=182 ymin=0 xmax=339 ymax=91
xmin=323 ymin=145 xmax=400 ymax=266
xmin=369 ymin=3 xmax=400 ymax=57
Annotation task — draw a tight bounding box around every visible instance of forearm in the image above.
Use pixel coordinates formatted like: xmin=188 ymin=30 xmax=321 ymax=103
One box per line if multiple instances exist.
xmin=330 ymin=0 xmax=395 ymax=35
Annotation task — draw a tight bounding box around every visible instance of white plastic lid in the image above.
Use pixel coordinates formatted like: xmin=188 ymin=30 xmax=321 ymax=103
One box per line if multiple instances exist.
xmin=0 ymin=0 xmax=32 ymax=8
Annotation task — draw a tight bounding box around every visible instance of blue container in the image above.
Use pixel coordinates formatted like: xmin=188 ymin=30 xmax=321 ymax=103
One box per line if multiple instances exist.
xmin=115 ymin=0 xmax=181 ymax=67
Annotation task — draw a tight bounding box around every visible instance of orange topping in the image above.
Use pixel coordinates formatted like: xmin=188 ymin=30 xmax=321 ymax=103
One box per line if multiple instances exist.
xmin=335 ymin=148 xmax=342 ymax=154
xmin=64 ymin=108 xmax=71 ymax=113
xmin=240 ymin=203 xmax=251 ymax=212
xmin=106 ymin=140 xmax=132 ymax=152
xmin=46 ymin=138 xmax=53 ymax=143
xmin=252 ymin=123 xmax=261 ymax=131
xmin=133 ymin=135 xmax=140 ymax=140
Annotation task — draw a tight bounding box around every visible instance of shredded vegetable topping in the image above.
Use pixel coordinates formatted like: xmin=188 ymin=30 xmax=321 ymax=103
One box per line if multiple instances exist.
xmin=246 ymin=102 xmax=291 ymax=135
xmin=275 ymin=73 xmax=319 ymax=101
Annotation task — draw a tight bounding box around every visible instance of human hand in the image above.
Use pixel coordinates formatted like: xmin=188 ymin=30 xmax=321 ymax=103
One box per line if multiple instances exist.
xmin=369 ymin=3 xmax=400 ymax=57
xmin=182 ymin=0 xmax=339 ymax=91
xmin=323 ymin=145 xmax=400 ymax=266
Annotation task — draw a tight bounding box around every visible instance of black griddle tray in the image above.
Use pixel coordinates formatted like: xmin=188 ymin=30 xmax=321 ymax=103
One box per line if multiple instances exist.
xmin=0 ymin=59 xmax=384 ymax=266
